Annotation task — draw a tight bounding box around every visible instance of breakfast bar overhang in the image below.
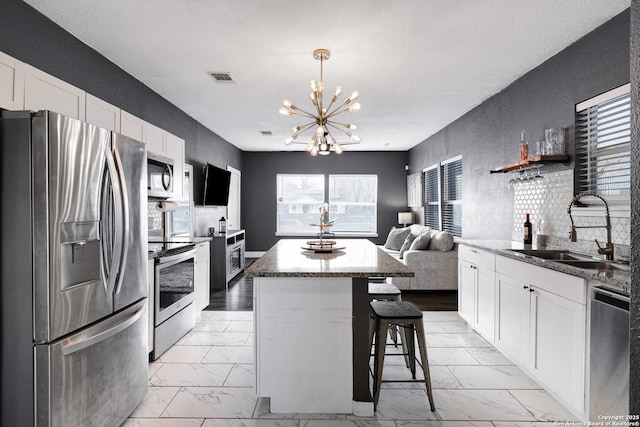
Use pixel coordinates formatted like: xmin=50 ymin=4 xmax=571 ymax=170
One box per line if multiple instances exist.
xmin=246 ymin=239 xmax=414 ymax=415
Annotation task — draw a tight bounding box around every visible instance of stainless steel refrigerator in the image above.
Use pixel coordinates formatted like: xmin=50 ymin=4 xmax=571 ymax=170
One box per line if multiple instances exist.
xmin=1 ymin=110 xmax=148 ymax=426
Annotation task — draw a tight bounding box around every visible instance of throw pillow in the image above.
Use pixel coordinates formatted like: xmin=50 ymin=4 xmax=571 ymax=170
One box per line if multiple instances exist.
xmin=383 ymin=227 xmax=412 ymax=251
xmin=408 ymin=231 xmax=431 ymax=251
xmin=399 ymin=232 xmax=418 ymax=259
xmin=428 ymin=230 xmax=455 ymax=251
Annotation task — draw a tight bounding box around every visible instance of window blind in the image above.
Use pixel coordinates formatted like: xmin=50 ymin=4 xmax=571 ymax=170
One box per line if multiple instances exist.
xmin=576 ymin=85 xmax=630 ymax=197
xmin=441 ymin=157 xmax=462 ymax=237
xmin=423 ymin=166 xmax=440 ymax=230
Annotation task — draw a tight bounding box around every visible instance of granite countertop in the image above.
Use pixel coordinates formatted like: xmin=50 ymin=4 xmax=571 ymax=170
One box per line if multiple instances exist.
xmin=246 ymin=239 xmax=415 ymax=278
xmin=457 ymin=239 xmax=630 ymax=291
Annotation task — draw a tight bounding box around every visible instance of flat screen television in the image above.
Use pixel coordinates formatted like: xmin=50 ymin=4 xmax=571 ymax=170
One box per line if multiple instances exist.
xmin=203 ymin=163 xmax=231 ymax=206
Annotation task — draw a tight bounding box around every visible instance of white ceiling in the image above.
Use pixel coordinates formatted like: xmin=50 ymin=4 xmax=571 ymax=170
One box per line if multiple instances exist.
xmin=24 ymin=0 xmax=630 ymax=152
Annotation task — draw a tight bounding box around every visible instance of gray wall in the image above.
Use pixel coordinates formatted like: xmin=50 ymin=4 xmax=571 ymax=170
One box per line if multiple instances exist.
xmin=0 ymin=0 xmax=242 ymax=200
xmin=408 ymin=10 xmax=630 ymax=240
xmin=630 ymin=0 xmax=639 ymax=415
xmin=242 ymin=151 xmax=409 ymax=251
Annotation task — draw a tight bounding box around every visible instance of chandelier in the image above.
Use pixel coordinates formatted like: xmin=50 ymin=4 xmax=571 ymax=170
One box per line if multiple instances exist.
xmin=278 ymin=49 xmax=361 ymax=156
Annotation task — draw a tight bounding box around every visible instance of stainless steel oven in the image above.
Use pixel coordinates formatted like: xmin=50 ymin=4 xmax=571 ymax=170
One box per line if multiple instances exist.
xmin=152 ymin=244 xmax=196 ymax=359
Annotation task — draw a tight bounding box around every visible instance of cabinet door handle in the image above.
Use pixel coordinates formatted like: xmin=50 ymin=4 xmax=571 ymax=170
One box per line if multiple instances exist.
xmin=523 ymin=285 xmax=529 ymax=290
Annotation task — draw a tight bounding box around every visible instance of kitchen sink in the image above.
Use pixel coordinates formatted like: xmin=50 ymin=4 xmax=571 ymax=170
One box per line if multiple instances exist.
xmin=508 ymin=249 xmax=590 ymax=261
xmin=555 ymin=259 xmax=630 ymax=271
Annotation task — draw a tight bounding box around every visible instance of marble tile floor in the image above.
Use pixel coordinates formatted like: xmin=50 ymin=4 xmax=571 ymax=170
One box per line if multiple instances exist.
xmin=124 ymin=310 xmax=578 ymax=427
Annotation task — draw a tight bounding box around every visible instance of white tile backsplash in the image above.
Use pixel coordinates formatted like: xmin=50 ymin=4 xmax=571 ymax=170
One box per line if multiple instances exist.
xmin=512 ymin=169 xmax=630 ymax=256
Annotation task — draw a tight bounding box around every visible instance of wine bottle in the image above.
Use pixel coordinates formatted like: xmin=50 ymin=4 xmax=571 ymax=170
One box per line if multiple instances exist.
xmin=523 ymin=213 xmax=532 ymax=244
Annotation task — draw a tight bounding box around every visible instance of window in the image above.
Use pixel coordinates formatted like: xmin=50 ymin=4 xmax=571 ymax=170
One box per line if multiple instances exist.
xmin=329 ymin=175 xmax=377 ymax=233
xmin=423 ymin=156 xmax=462 ymax=236
xmin=575 ymin=83 xmax=630 ymax=199
xmin=276 ymin=174 xmax=378 ymax=235
xmin=423 ymin=165 xmax=440 ymax=230
xmin=277 ymin=174 xmax=324 ymax=235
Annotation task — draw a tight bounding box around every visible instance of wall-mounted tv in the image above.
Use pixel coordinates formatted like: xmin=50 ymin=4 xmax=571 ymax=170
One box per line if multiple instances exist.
xmin=203 ymin=163 xmax=231 ymax=206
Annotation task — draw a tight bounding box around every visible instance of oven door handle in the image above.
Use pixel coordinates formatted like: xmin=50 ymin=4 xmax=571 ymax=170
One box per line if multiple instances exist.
xmin=156 ymin=248 xmax=196 ymax=265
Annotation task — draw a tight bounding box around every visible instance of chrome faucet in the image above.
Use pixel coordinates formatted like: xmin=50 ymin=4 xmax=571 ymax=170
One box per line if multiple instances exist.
xmin=567 ymin=192 xmax=614 ymax=260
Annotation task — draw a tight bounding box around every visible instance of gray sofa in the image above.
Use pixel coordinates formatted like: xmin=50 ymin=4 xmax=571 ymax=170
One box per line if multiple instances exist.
xmin=378 ymin=224 xmax=458 ymax=291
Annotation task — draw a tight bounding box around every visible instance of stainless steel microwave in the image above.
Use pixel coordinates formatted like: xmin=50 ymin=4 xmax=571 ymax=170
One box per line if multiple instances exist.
xmin=147 ymin=152 xmax=174 ymax=198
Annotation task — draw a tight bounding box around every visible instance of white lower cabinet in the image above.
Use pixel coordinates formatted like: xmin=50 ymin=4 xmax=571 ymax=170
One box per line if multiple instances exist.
xmin=195 ymin=242 xmax=211 ymax=311
xmin=495 ymin=271 xmax=531 ymax=363
xmin=495 ymin=255 xmax=586 ymax=418
xmin=458 ymin=245 xmax=496 ymax=342
xmin=530 ymin=285 xmax=586 ymax=412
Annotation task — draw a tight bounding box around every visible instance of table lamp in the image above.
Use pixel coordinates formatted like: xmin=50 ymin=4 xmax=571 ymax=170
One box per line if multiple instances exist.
xmin=398 ymin=212 xmax=413 ymax=228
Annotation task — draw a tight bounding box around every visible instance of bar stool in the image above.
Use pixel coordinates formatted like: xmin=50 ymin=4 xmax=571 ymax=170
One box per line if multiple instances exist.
xmin=368 ymin=281 xmax=402 ymax=347
xmin=369 ymin=300 xmax=435 ymax=411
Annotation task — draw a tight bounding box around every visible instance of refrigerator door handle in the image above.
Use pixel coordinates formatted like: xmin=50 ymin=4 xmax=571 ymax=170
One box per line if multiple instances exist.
xmin=113 ymin=147 xmax=130 ymax=296
xmin=104 ymin=145 xmax=124 ymax=295
xmin=61 ymin=301 xmax=145 ymax=355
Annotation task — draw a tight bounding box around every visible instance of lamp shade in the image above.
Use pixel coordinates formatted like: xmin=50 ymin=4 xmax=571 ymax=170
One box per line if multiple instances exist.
xmin=398 ymin=212 xmax=413 ymax=226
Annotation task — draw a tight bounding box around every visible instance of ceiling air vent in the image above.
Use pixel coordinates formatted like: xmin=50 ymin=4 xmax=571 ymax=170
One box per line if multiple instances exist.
xmin=208 ymin=72 xmax=235 ymax=83
xmin=260 ymin=131 xmax=273 ymax=136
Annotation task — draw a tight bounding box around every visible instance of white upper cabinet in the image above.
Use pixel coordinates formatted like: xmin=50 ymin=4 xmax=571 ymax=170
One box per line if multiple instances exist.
xmin=85 ymin=94 xmax=121 ymax=132
xmin=23 ymin=64 xmax=85 ymax=120
xmin=120 ymin=110 xmax=146 ymax=143
xmin=145 ymin=122 xmax=167 ymax=155
xmin=165 ymin=132 xmax=185 ymax=200
xmin=0 ymin=51 xmax=24 ymax=110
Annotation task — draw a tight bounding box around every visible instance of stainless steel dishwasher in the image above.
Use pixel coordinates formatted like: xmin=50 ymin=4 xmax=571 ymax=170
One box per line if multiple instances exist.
xmin=589 ymin=285 xmax=629 ymax=420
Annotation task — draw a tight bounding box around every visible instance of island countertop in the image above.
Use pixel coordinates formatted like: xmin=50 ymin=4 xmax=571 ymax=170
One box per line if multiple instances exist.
xmin=246 ymin=239 xmax=414 ymax=278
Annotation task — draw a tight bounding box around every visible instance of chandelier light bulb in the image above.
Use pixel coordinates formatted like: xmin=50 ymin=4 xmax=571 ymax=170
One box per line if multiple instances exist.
xmin=282 ymin=99 xmax=292 ymax=108
xmin=346 ymin=124 xmax=357 ymax=130
xmin=310 ymin=145 xmax=319 ymax=156
xmin=278 ymin=107 xmax=294 ymax=116
xmin=316 ymin=126 xmax=325 ymax=135
xmin=334 ymin=86 xmax=343 ymax=97
xmin=334 ymin=142 xmax=343 ymax=154
xmin=351 ymin=134 xmax=361 ymax=142
xmin=306 ymin=140 xmax=315 ymax=151
xmin=285 ymin=137 xmax=294 ymax=145
xmin=346 ymin=102 xmax=361 ymax=113
xmin=347 ymin=91 xmax=360 ymax=103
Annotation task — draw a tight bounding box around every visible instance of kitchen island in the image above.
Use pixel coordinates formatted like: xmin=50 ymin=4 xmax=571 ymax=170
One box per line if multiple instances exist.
xmin=246 ymin=239 xmax=413 ymax=415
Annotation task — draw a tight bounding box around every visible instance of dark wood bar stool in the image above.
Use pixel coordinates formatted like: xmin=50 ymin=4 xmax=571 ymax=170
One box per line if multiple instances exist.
xmin=368 ymin=281 xmax=403 ymax=347
xmin=369 ymin=300 xmax=436 ymax=411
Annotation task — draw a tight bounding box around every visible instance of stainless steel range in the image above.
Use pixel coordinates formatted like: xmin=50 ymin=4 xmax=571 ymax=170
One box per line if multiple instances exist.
xmin=149 ymin=240 xmax=197 ymax=360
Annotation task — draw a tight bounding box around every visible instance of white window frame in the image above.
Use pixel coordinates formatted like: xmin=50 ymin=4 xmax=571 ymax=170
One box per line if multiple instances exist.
xmin=276 ymin=174 xmax=325 ymax=236
xmin=275 ymin=173 xmax=379 ymax=237
xmin=329 ymin=174 xmax=378 ymax=236
xmin=574 ymin=83 xmax=630 ymax=218
xmin=423 ymin=164 xmax=441 ymax=230
xmin=423 ymin=155 xmax=462 ymax=236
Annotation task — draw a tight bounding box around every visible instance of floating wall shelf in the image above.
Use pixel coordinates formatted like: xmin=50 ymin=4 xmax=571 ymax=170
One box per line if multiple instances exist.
xmin=490 ymin=154 xmax=570 ymax=174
